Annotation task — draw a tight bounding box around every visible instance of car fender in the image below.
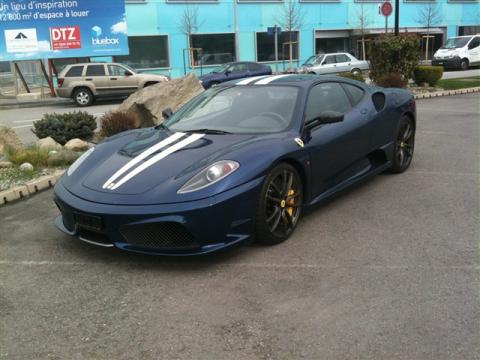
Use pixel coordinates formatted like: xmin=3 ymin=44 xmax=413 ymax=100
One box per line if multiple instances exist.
xmin=71 ymin=81 xmax=96 ymax=96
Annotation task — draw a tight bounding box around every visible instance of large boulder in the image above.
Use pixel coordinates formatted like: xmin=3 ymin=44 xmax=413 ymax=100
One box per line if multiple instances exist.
xmin=37 ymin=136 xmax=62 ymax=151
xmin=0 ymin=126 xmax=23 ymax=155
xmin=64 ymin=138 xmax=89 ymax=151
xmin=118 ymin=73 xmax=204 ymax=124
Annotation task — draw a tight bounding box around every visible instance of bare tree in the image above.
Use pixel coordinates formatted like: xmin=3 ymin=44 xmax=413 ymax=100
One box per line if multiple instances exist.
xmin=178 ymin=6 xmax=202 ymax=68
xmin=415 ymin=3 xmax=442 ymax=61
xmin=276 ymin=0 xmax=304 ymax=68
xmin=356 ymin=4 xmax=371 ymax=61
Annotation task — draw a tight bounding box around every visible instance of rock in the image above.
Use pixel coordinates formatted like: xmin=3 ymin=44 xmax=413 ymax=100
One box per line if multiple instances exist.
xmin=64 ymin=138 xmax=89 ymax=151
xmin=47 ymin=149 xmax=80 ymax=167
xmin=48 ymin=150 xmax=58 ymax=157
xmin=19 ymin=162 xmax=34 ymax=171
xmin=0 ymin=160 xmax=13 ymax=168
xmin=118 ymin=73 xmax=204 ymax=124
xmin=0 ymin=126 xmax=24 ymax=155
xmin=37 ymin=136 xmax=62 ymax=151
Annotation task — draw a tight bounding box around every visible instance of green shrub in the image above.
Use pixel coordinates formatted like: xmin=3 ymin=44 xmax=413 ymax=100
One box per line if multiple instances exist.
xmin=6 ymin=146 xmax=49 ymax=167
xmin=413 ymin=66 xmax=443 ymax=86
xmin=376 ymin=72 xmax=408 ymax=88
xmin=99 ymin=111 xmax=137 ymax=138
xmin=369 ymin=34 xmax=420 ymax=85
xmin=337 ymin=72 xmax=365 ymax=82
xmin=32 ymin=111 xmax=97 ymax=145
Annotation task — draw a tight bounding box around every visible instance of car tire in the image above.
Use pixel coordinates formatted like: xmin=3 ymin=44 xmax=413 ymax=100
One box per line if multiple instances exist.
xmin=460 ymin=59 xmax=469 ymax=70
xmin=351 ymin=68 xmax=361 ymax=75
xmin=388 ymin=115 xmax=415 ymax=174
xmin=73 ymin=88 xmax=93 ymax=107
xmin=255 ymin=163 xmax=303 ymax=245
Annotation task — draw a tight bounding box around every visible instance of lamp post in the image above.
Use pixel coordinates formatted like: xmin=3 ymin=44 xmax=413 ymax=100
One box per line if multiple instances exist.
xmin=234 ymin=0 xmax=239 ymax=61
xmin=394 ymin=0 xmax=399 ymax=35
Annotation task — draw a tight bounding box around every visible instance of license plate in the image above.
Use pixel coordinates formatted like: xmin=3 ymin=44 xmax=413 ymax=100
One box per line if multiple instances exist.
xmin=74 ymin=212 xmax=103 ymax=232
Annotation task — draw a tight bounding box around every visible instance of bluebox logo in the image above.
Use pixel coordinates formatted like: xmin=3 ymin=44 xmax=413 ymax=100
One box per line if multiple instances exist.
xmin=91 ymin=25 xmax=120 ymax=46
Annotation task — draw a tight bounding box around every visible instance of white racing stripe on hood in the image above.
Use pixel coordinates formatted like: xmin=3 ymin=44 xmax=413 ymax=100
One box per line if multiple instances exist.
xmin=255 ymin=74 xmax=291 ymax=85
xmin=237 ymin=75 xmax=270 ymax=85
xmin=102 ymin=132 xmax=186 ymax=189
xmin=110 ymin=133 xmax=205 ymax=190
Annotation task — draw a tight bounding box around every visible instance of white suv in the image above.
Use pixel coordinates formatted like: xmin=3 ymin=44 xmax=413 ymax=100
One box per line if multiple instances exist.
xmin=297 ymin=53 xmax=369 ymax=75
xmin=432 ymin=35 xmax=480 ymax=70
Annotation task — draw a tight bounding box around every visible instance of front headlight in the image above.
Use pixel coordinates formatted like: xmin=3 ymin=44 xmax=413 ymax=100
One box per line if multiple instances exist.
xmin=177 ymin=160 xmax=239 ymax=194
xmin=67 ymin=147 xmax=94 ymax=176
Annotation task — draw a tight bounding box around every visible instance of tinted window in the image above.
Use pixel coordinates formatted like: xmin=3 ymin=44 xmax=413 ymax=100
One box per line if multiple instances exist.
xmin=469 ymin=37 xmax=480 ymax=49
xmin=248 ymin=63 xmax=262 ymax=71
xmin=305 ymin=82 xmax=352 ymax=121
xmin=324 ymin=56 xmax=336 ymax=64
xmin=342 ymin=84 xmax=365 ymax=106
xmin=108 ymin=65 xmax=126 ymax=76
xmin=335 ymin=54 xmax=349 ymax=63
xmin=86 ymin=65 xmax=105 ymax=76
xmin=65 ymin=66 xmax=83 ymax=77
xmin=229 ymin=63 xmax=248 ymax=72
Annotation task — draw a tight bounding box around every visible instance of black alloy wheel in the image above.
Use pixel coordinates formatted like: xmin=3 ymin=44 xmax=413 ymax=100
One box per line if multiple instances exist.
xmin=389 ymin=116 xmax=415 ymax=173
xmin=256 ymin=163 xmax=303 ymax=245
xmin=460 ymin=59 xmax=469 ymax=70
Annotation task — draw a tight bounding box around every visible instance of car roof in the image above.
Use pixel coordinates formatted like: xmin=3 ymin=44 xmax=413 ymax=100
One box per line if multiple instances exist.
xmin=219 ymin=74 xmax=362 ymax=88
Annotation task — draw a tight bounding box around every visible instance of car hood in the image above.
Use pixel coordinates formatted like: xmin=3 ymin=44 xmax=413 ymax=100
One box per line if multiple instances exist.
xmin=62 ymin=128 xmax=284 ymax=205
xmin=199 ymin=72 xmax=222 ymax=81
xmin=136 ymin=73 xmax=168 ymax=81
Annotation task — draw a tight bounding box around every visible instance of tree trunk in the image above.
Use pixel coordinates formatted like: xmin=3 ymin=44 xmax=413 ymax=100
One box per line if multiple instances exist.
xmin=425 ymin=29 xmax=430 ymax=61
xmin=362 ymin=35 xmax=366 ymax=61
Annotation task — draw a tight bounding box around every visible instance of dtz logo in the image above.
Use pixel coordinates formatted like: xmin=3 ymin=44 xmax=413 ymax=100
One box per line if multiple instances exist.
xmin=50 ymin=26 xmax=81 ymax=50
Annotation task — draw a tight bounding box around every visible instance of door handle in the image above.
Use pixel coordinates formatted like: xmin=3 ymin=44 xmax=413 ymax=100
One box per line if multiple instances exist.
xmin=85 ymin=78 xmax=92 ymax=81
xmin=360 ymin=108 xmax=368 ymax=115
xmin=110 ymin=78 xmax=118 ymax=80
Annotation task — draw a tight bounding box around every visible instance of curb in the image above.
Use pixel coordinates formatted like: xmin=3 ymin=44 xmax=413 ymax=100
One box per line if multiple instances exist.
xmin=0 ymin=98 xmax=72 ymax=110
xmin=0 ymin=170 xmax=65 ymax=207
xmin=413 ymin=86 xmax=480 ymax=99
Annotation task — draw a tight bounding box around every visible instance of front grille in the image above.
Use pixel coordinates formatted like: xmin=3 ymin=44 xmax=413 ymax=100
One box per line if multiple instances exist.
xmin=120 ymin=222 xmax=197 ymax=250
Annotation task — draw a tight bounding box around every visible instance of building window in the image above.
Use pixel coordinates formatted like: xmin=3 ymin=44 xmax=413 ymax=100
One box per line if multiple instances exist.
xmin=116 ymin=35 xmax=169 ymax=69
xmin=190 ymin=33 xmax=236 ymax=66
xmin=316 ymin=37 xmax=349 ymax=54
xmin=256 ymin=31 xmax=299 ymax=62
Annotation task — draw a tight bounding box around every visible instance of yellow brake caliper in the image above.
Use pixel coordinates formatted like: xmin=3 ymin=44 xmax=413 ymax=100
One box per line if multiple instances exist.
xmin=287 ymin=189 xmax=295 ymax=216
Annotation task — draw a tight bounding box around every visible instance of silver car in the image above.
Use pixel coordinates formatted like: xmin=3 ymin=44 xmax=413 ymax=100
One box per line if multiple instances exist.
xmin=297 ymin=53 xmax=369 ymax=75
xmin=56 ymin=62 xmax=169 ymax=106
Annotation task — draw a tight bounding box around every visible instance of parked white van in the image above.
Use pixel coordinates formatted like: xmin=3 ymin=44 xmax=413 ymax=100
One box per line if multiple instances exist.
xmin=432 ymin=35 xmax=480 ymax=70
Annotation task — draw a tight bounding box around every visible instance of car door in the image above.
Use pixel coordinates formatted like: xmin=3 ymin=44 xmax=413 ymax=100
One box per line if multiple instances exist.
xmin=319 ymin=55 xmax=337 ymax=74
xmin=467 ymin=36 xmax=480 ymax=65
xmin=107 ymin=64 xmax=138 ymax=95
xmin=85 ymin=64 xmax=109 ymax=95
xmin=226 ymin=63 xmax=249 ymax=80
xmin=334 ymin=54 xmax=350 ymax=72
xmin=304 ymin=82 xmax=373 ymax=198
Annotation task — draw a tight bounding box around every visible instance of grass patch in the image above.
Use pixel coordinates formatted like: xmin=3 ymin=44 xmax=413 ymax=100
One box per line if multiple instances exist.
xmin=0 ymin=168 xmax=41 ymax=191
xmin=5 ymin=146 xmax=49 ymax=167
xmin=437 ymin=76 xmax=480 ymax=90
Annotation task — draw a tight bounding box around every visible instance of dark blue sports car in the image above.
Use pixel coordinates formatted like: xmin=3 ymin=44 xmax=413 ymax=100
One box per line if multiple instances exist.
xmin=198 ymin=62 xmax=272 ymax=89
xmin=54 ymin=74 xmax=416 ymax=255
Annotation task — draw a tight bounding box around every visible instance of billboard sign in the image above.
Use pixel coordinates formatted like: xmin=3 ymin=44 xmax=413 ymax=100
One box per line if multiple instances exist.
xmin=0 ymin=0 xmax=129 ymax=61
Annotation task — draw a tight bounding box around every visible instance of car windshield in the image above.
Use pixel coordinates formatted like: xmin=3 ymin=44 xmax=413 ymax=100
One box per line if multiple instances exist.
xmin=303 ymin=55 xmax=324 ymax=65
xmin=211 ymin=63 xmax=231 ymax=73
xmin=164 ymin=86 xmax=299 ymax=134
xmin=441 ymin=37 xmax=471 ymax=49
xmin=120 ymin=64 xmax=137 ymax=73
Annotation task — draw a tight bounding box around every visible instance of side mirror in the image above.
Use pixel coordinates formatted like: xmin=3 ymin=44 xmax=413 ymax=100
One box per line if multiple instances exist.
xmin=225 ymin=70 xmax=231 ymax=76
xmin=124 ymin=71 xmax=133 ymax=76
xmin=162 ymin=107 xmax=173 ymax=119
xmin=305 ymin=111 xmax=344 ymax=131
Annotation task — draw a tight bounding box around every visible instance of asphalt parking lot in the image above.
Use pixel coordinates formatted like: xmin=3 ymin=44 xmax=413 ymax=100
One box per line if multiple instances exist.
xmin=1 ymin=93 xmax=479 ymax=360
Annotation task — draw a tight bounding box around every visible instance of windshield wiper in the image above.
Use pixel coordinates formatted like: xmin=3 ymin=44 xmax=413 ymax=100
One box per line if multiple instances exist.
xmin=155 ymin=123 xmax=170 ymax=131
xmin=185 ymin=128 xmax=232 ymax=135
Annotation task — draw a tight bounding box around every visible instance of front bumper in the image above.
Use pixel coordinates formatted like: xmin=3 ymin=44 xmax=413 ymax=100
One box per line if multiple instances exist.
xmin=55 ymin=87 xmax=72 ymax=98
xmin=432 ymin=56 xmax=461 ymax=69
xmin=53 ymin=177 xmax=263 ymax=255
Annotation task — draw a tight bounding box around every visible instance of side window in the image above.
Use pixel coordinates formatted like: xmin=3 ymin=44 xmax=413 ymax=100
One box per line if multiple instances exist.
xmin=248 ymin=63 xmax=261 ymax=71
xmin=65 ymin=66 xmax=84 ymax=77
xmin=323 ymin=56 xmax=336 ymax=65
xmin=342 ymin=83 xmax=365 ymax=106
xmin=335 ymin=54 xmax=349 ymax=63
xmin=305 ymin=82 xmax=352 ymax=122
xmin=86 ymin=65 xmax=106 ymax=77
xmin=108 ymin=65 xmax=126 ymax=76
xmin=469 ymin=37 xmax=480 ymax=49
xmin=229 ymin=63 xmax=248 ymax=73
